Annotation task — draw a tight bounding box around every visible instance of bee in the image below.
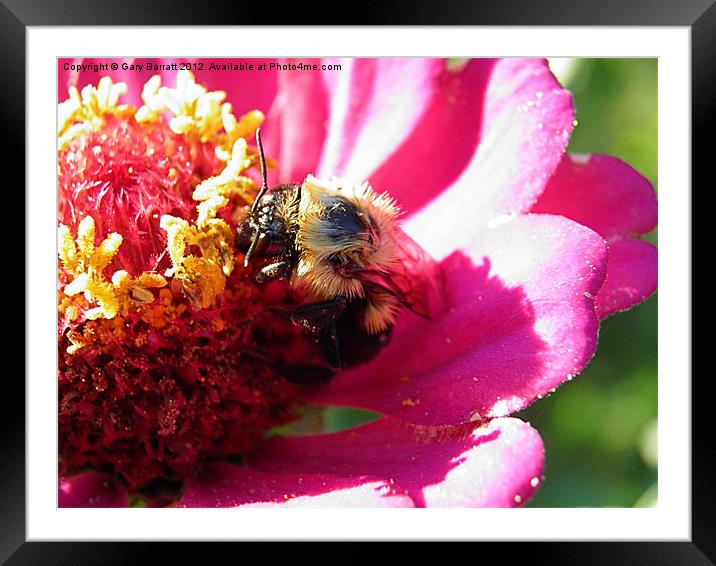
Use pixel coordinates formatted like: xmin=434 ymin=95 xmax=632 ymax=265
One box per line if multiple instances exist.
xmin=236 ymin=128 xmax=444 ymax=372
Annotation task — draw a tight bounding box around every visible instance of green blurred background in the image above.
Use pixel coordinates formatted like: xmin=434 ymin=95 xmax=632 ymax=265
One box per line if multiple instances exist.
xmin=520 ymin=58 xmax=657 ymax=507
xmin=320 ymin=59 xmax=659 ymax=508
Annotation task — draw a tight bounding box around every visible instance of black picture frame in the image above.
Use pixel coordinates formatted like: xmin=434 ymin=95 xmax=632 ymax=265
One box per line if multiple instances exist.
xmin=7 ymin=1 xmax=703 ymax=563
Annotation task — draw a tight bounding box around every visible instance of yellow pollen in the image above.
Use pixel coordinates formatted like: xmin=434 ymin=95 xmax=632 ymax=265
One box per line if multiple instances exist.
xmin=192 ymin=138 xmax=257 ymax=204
xmin=58 ymin=77 xmax=131 ymax=151
xmin=159 ymin=134 xmax=263 ymax=308
xmin=58 ymin=216 xmax=167 ymax=331
xmin=60 ymin=71 xmax=263 ymax=162
xmin=215 ymin=108 xmax=266 ymax=162
xmin=135 ymin=70 xmax=264 ymax=157
xmin=58 ymin=72 xmax=268 ymax=329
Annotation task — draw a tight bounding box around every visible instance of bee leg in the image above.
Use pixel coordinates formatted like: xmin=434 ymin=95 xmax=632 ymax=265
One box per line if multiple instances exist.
xmin=324 ymin=321 xmax=342 ymax=370
xmin=255 ymin=260 xmax=292 ymax=283
xmin=290 ymin=298 xmax=349 ymax=370
xmin=289 ymin=297 xmax=349 ymax=333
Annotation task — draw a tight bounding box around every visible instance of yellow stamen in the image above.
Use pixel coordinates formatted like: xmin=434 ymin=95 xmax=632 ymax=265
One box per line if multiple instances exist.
xmin=158 ymin=135 xmax=268 ymax=307
xmin=136 ymin=70 xmax=227 ymax=143
xmin=193 ymin=139 xmax=257 ymax=204
xmin=57 ymin=77 xmax=131 ymax=151
xmin=215 ymin=108 xmax=265 ymax=162
xmin=58 ymin=72 xmax=269 ymax=329
xmin=58 ymin=216 xmax=167 ymax=331
xmin=159 ymin=212 xmax=233 ymax=308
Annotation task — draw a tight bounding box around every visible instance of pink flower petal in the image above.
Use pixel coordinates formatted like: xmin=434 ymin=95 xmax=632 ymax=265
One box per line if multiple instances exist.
xmin=179 ymin=417 xmax=543 ymax=507
xmin=405 ymin=59 xmax=575 ymax=258
xmin=531 ymin=153 xmax=657 ymax=242
xmin=367 ymin=59 xmax=497 ymax=215
xmin=309 ymin=215 xmax=607 ymax=425
xmin=178 ymin=468 xmax=414 ymax=508
xmin=267 ymin=58 xmax=496 ymax=214
xmin=530 ymin=153 xmax=658 ymax=317
xmin=594 ymin=239 xmax=658 ymax=318
xmin=58 ymin=471 xmax=128 ymax=508
xmin=316 ymin=58 xmax=445 ymax=183
xmin=262 ymin=58 xmax=329 ymax=185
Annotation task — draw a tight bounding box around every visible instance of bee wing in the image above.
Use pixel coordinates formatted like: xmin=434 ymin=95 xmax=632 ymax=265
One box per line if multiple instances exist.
xmin=356 ymin=228 xmax=446 ymax=319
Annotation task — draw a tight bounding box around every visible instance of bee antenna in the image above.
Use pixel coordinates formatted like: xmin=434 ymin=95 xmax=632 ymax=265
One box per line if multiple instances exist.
xmin=252 ymin=127 xmax=268 ymax=213
xmin=244 ymin=233 xmax=257 ymax=268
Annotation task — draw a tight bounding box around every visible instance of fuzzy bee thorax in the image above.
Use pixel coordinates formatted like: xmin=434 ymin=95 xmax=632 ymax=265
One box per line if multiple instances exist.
xmin=293 ymin=175 xmax=402 ymax=304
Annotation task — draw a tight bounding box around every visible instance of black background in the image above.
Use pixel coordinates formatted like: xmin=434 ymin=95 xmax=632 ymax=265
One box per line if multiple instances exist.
xmin=5 ymin=0 xmax=704 ymax=563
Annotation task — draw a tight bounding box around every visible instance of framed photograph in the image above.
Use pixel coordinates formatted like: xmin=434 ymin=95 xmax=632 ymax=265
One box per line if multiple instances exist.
xmin=10 ymin=0 xmax=702 ymax=562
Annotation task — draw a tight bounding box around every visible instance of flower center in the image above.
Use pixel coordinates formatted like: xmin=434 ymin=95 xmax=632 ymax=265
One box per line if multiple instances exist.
xmin=58 ymin=272 xmax=318 ymax=495
xmin=57 ymin=74 xmax=326 ymax=499
xmin=58 ymin=116 xmax=214 ymax=277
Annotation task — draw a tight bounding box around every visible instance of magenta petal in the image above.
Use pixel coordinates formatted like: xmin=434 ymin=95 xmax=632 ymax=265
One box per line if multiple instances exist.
xmin=249 ymin=417 xmax=543 ymax=507
xmin=178 ymin=467 xmax=414 ymax=508
xmin=595 ymin=239 xmax=658 ymax=318
xmin=405 ymin=59 xmax=575 ymax=258
xmin=263 ymin=58 xmax=329 ymax=185
xmin=179 ymin=418 xmax=542 ymax=507
xmin=58 ymin=471 xmax=128 ymax=508
xmin=530 ymin=153 xmax=658 ymax=318
xmin=310 ymin=215 xmax=607 ymax=425
xmin=531 ymin=153 xmax=657 ymax=242
xmin=316 ymin=58 xmax=445 ymax=183
xmin=368 ymin=59 xmax=496 ymax=215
